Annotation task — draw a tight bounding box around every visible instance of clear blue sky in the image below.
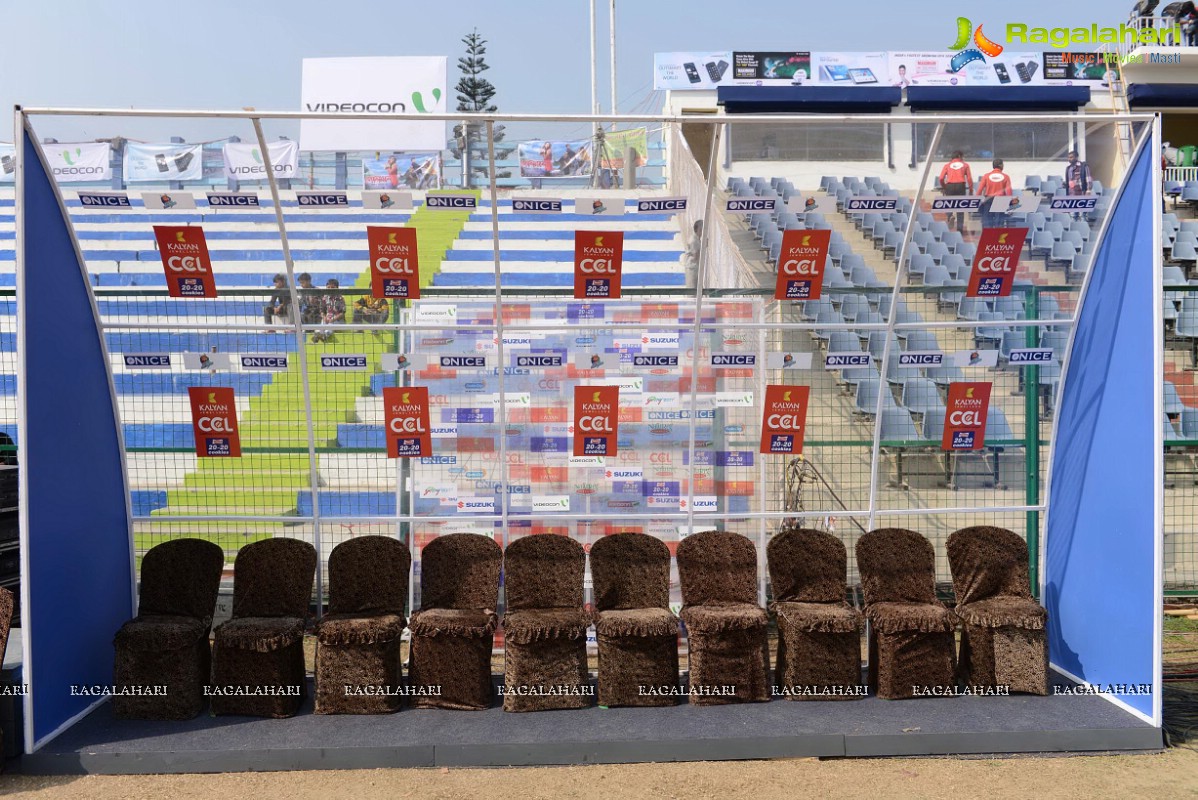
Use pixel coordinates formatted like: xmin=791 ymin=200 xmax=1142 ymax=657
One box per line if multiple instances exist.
xmin=2 ymin=0 xmax=1138 ymax=143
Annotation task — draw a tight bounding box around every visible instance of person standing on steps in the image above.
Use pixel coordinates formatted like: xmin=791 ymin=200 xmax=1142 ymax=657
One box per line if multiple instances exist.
xmin=937 ymin=151 xmax=974 ymax=232
xmin=978 ymin=158 xmax=1013 ymax=229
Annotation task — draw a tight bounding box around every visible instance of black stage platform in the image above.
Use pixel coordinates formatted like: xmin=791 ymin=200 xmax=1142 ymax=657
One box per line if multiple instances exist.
xmin=21 ymin=674 xmax=1162 ymax=774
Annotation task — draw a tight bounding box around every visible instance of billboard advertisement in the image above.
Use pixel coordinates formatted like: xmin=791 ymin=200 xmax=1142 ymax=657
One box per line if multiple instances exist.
xmin=300 ymin=56 xmax=448 ymax=152
xmin=732 ymin=51 xmax=811 ymax=84
xmin=123 ymin=143 xmax=202 ymax=182
xmin=45 ymin=142 xmax=111 ymax=183
xmin=964 ymin=52 xmax=1045 ymax=85
xmin=811 ymin=52 xmax=887 ymax=86
xmin=518 ymin=140 xmax=592 ymax=178
xmin=888 ymin=52 xmax=963 ymax=87
xmin=153 ymin=225 xmax=217 ymax=298
xmin=362 ymin=153 xmax=441 ymax=190
xmin=598 ymin=128 xmax=649 ymax=171
xmin=222 ymin=141 xmax=299 ymax=181
xmin=653 ymin=52 xmax=733 ymax=90
xmin=1043 ymin=52 xmax=1111 ymax=82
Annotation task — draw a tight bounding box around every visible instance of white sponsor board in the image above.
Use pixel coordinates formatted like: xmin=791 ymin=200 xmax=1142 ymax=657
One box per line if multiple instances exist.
xmin=124 ymin=143 xmax=202 ymax=182
xmin=300 ymin=57 xmax=448 ymax=151
xmin=46 ymin=142 xmax=111 ymax=183
xmin=222 ymin=141 xmax=298 ymax=181
xmin=142 ymin=191 xmax=197 ymax=210
xmin=361 ymin=190 xmax=413 ymax=210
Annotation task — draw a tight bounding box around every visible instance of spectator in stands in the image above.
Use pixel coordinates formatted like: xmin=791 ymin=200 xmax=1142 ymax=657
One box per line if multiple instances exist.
xmin=685 ymin=219 xmax=703 ymax=268
xmin=263 ymin=273 xmax=291 ymax=330
xmin=1064 ymin=150 xmax=1092 ymax=196
xmin=311 ymin=278 xmax=345 ymax=343
xmin=353 ymin=295 xmax=390 ymax=334
xmin=978 ymin=158 xmax=1013 ymax=228
xmin=297 ymin=272 xmax=321 ymax=325
xmin=938 ymin=151 xmax=974 ymax=231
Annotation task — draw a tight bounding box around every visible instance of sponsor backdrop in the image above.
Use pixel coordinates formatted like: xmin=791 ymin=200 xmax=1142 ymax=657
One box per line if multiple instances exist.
xmin=44 ymin=142 xmax=111 ymax=183
xmin=811 ymin=52 xmax=887 ymax=86
xmin=222 ymin=141 xmax=298 ymax=181
xmin=123 ymin=143 xmax=202 ymax=182
xmin=362 ymin=153 xmax=442 ymax=190
xmin=733 ymin=51 xmax=812 ymax=84
xmin=518 ymin=140 xmax=593 ymax=178
xmin=300 ymin=56 xmax=448 ymax=152
xmin=653 ymin=52 xmax=734 ymax=90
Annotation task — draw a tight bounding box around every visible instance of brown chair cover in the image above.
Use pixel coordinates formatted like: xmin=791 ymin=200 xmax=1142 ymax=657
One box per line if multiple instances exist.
xmin=314 ymin=536 xmax=410 ymax=714
xmin=590 ymin=533 xmax=679 ymax=707
xmin=211 ymin=538 xmax=316 ymax=717
xmin=856 ymin=528 xmax=957 ymax=699
xmin=675 ymin=531 xmax=769 ymax=705
xmin=0 ymin=587 xmax=14 ymax=753
xmin=112 ymin=538 xmax=224 ymax=719
xmin=767 ymin=528 xmax=863 ymax=700
xmin=947 ymin=526 xmax=1048 ymax=695
xmin=501 ymin=534 xmax=590 ymax=711
xmin=408 ymin=533 xmax=501 ymax=710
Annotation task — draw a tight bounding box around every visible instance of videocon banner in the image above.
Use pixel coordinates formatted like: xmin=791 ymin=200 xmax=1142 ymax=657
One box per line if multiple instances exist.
xmin=45 ymin=142 xmax=112 ymax=183
xmin=300 ymin=56 xmax=447 ymax=152
xmin=222 ymin=140 xmax=298 ymax=181
xmin=123 ymin=142 xmax=203 ymax=182
xmin=0 ymin=144 xmax=14 ymax=183
xmin=811 ymin=52 xmax=886 ymax=86
xmin=362 ymin=153 xmax=441 ymax=190
xmin=597 ymin=128 xmax=648 ymax=171
xmin=653 ymin=52 xmax=733 ymax=90
xmin=518 ymin=140 xmax=592 ymax=178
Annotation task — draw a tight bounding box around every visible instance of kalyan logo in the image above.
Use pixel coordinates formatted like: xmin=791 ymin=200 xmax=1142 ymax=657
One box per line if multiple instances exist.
xmin=948 ymin=16 xmax=1004 ymax=73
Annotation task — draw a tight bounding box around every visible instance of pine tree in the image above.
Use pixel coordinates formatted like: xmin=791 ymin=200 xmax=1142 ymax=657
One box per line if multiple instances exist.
xmin=454 ymin=29 xmax=510 ymax=184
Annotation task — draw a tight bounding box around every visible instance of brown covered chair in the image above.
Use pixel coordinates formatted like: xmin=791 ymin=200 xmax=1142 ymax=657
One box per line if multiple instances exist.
xmin=590 ymin=533 xmax=679 ymax=707
xmin=948 ymin=526 xmax=1048 ymax=695
xmin=767 ymin=527 xmax=864 ymax=699
xmin=211 ymin=538 xmax=317 ymax=717
xmin=408 ymin=533 xmax=501 ymax=710
xmin=314 ymin=536 xmax=411 ymax=714
xmin=675 ymin=531 xmax=770 ymax=705
xmin=0 ymin=587 xmax=14 ymax=753
xmin=501 ymin=534 xmax=591 ymax=712
xmin=856 ymin=528 xmax=957 ymax=699
xmin=112 ymin=538 xmax=224 ymax=719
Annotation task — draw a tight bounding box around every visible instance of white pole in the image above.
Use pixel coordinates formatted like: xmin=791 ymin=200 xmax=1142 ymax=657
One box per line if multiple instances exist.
xmin=590 ymin=0 xmax=598 ymax=115
xmin=609 ymin=0 xmax=617 ymax=121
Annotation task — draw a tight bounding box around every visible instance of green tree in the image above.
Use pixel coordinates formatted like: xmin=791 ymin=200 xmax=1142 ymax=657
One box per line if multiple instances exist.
xmin=454 ymin=29 xmax=510 ymax=184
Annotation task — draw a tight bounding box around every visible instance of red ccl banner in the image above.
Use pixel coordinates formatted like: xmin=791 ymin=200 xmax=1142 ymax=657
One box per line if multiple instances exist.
xmin=774 ymin=229 xmax=831 ymax=300
xmin=154 ymin=225 xmax=217 ymax=298
xmin=368 ymin=226 xmax=421 ymax=300
xmin=966 ymin=227 xmax=1028 ymax=298
xmin=573 ymin=385 xmax=620 ymax=456
xmin=188 ymin=387 xmax=241 ymax=457
xmin=574 ymin=231 xmax=624 ymax=299
xmin=760 ymin=384 xmax=811 ymax=454
xmin=941 ymin=382 xmax=992 ymax=451
xmin=383 ymin=386 xmax=432 ymax=458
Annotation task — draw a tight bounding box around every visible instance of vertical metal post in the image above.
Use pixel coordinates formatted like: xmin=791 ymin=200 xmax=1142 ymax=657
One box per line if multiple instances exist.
xmin=609 ymin=0 xmax=617 ymax=122
xmin=1024 ymin=287 xmax=1041 ymax=596
xmin=251 ymin=118 xmax=325 ymax=618
xmin=486 ymin=121 xmax=510 ymax=549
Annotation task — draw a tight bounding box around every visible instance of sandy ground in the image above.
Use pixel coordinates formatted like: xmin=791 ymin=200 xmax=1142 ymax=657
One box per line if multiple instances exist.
xmin=1 ymin=749 xmax=1196 ymax=800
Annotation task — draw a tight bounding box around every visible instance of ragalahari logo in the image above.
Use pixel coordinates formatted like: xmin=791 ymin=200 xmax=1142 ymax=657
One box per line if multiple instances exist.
xmin=948 ymin=16 xmax=1004 ymax=73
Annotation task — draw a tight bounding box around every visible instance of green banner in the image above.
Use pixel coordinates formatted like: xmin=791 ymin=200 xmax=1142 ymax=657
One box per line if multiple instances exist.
xmin=600 ymin=128 xmax=648 ymax=170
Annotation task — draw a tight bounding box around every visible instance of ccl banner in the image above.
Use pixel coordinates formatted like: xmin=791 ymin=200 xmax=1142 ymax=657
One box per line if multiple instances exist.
xmin=760 ymin=385 xmax=810 ymax=454
xmin=362 ymin=153 xmax=441 ymax=189
xmin=942 ymin=383 xmax=992 ymax=451
xmin=774 ymin=229 xmax=830 ymax=300
xmin=382 ymin=386 xmax=432 ymax=458
xmin=222 ymin=141 xmax=298 ymax=181
xmin=653 ymin=52 xmax=733 ymax=90
xmin=0 ymin=143 xmax=12 ymax=183
xmin=153 ymin=225 xmax=217 ymax=298
xmin=123 ymin=143 xmax=202 ymax=182
xmin=812 ymin=52 xmax=886 ymax=86
xmin=188 ymin=387 xmax=241 ymax=457
xmin=574 ymin=231 xmax=623 ymax=299
xmin=300 ymin=56 xmax=448 ymax=152
xmin=574 ymin=386 xmax=619 ymax=457
xmin=598 ymin=128 xmax=649 ymax=171
xmin=733 ymin=51 xmax=811 ymax=84
xmin=518 ymin=140 xmax=592 ymax=178
xmin=46 ymin=142 xmax=111 ymax=183
xmin=368 ymin=226 xmax=420 ymax=299
xmin=967 ymin=227 xmax=1028 ymax=298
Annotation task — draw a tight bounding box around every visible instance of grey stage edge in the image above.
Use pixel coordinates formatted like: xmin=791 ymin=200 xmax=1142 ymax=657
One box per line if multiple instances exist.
xmin=19 ymin=675 xmax=1162 ymax=774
